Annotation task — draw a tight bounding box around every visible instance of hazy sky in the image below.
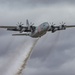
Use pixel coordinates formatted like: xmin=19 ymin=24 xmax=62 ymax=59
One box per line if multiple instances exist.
xmin=0 ymin=0 xmax=75 ymax=75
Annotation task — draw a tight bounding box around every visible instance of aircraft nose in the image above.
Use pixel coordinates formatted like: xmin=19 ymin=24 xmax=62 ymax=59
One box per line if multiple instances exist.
xmin=47 ymin=24 xmax=51 ymax=31
xmin=47 ymin=24 xmax=49 ymax=29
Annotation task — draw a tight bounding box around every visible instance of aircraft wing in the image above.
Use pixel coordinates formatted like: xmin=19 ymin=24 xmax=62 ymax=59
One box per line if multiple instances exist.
xmin=0 ymin=25 xmax=31 ymax=33
xmin=65 ymin=25 xmax=75 ymax=28
xmin=0 ymin=26 xmax=16 ymax=28
xmin=48 ymin=25 xmax=75 ymax=33
xmin=0 ymin=20 xmax=35 ymax=33
xmin=54 ymin=25 xmax=75 ymax=28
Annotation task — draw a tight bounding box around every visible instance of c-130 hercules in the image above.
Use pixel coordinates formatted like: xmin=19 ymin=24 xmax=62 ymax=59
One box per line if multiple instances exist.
xmin=0 ymin=19 xmax=75 ymax=38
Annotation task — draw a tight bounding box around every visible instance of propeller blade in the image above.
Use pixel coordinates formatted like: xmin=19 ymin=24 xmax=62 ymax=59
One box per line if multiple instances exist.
xmin=50 ymin=22 xmax=55 ymax=26
xmin=60 ymin=21 xmax=66 ymax=25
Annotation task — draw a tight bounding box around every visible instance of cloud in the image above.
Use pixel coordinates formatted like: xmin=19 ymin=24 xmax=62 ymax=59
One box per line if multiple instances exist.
xmin=0 ymin=0 xmax=75 ymax=8
xmin=24 ymin=58 xmax=75 ymax=75
xmin=0 ymin=1 xmax=75 ymax=75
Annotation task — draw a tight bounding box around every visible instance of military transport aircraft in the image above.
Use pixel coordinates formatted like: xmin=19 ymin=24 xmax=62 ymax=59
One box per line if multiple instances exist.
xmin=0 ymin=19 xmax=75 ymax=38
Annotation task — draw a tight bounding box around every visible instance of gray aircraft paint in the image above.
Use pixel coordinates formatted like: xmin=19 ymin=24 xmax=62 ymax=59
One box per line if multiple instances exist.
xmin=30 ymin=22 xmax=49 ymax=38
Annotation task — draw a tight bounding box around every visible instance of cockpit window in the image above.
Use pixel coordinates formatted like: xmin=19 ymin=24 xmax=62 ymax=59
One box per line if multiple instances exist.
xmin=43 ymin=25 xmax=45 ymax=26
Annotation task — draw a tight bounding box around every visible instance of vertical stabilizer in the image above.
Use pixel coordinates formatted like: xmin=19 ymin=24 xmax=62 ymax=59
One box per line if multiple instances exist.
xmin=26 ymin=19 xmax=29 ymax=26
xmin=26 ymin=19 xmax=30 ymax=30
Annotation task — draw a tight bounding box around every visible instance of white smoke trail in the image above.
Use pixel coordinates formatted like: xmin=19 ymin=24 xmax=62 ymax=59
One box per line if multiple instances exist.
xmin=15 ymin=38 xmax=39 ymax=75
xmin=1 ymin=38 xmax=39 ymax=75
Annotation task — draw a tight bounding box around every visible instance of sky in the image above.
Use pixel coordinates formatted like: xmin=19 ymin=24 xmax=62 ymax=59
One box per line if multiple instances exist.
xmin=0 ymin=0 xmax=75 ymax=75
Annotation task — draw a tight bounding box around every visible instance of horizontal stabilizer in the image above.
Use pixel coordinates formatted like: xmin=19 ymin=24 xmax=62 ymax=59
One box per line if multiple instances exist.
xmin=12 ymin=33 xmax=29 ymax=36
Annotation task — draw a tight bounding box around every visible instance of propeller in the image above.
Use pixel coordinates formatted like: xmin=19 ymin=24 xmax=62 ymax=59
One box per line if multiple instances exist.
xmin=16 ymin=22 xmax=24 ymax=33
xmin=17 ymin=22 xmax=24 ymax=27
xmin=26 ymin=19 xmax=35 ymax=32
xmin=49 ymin=22 xmax=56 ymax=33
xmin=59 ymin=22 xmax=66 ymax=30
xmin=60 ymin=21 xmax=66 ymax=25
xmin=50 ymin=22 xmax=56 ymax=26
xmin=29 ymin=22 xmax=35 ymax=32
xmin=30 ymin=22 xmax=34 ymax=26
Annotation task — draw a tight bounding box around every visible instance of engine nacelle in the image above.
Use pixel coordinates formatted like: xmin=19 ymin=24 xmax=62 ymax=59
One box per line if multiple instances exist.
xmin=17 ymin=25 xmax=24 ymax=33
xmin=17 ymin=25 xmax=21 ymax=30
xmin=58 ymin=25 xmax=66 ymax=30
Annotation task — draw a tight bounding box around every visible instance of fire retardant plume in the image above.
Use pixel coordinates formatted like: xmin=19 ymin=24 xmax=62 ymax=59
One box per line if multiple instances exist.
xmin=1 ymin=37 xmax=39 ymax=75
xmin=16 ymin=38 xmax=39 ymax=75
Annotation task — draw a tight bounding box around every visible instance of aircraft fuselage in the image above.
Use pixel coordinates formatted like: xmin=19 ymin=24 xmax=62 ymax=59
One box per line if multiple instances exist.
xmin=30 ymin=22 xmax=49 ymax=38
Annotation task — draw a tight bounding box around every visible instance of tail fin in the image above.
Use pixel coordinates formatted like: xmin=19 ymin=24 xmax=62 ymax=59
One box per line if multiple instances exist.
xmin=26 ymin=19 xmax=29 ymax=26
xmin=26 ymin=19 xmax=30 ymax=30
